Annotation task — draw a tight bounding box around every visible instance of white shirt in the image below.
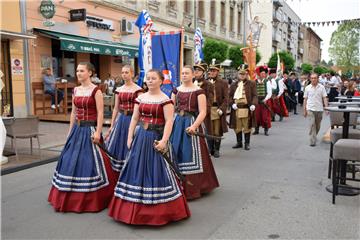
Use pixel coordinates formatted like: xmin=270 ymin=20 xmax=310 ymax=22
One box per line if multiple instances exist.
xmin=261 ymin=80 xmax=273 ymax=102
xmin=329 ymin=76 xmax=340 ymax=88
xmin=270 ymin=78 xmax=285 ymax=97
xmin=304 ymin=83 xmax=327 ymax=111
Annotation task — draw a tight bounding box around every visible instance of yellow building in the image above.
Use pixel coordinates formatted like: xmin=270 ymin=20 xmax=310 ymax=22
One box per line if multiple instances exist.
xmin=0 ymin=0 xmax=35 ymax=117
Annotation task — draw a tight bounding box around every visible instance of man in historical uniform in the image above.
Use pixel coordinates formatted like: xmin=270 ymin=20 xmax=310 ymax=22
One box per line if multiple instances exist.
xmin=193 ymin=62 xmax=214 ymax=142
xmin=254 ymin=66 xmax=272 ymax=136
xmin=229 ymin=64 xmax=258 ymax=150
xmin=207 ymin=60 xmax=228 ymax=158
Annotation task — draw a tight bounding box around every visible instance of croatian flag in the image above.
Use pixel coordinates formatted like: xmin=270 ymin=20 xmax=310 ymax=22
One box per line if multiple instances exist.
xmin=135 ymin=10 xmax=153 ymax=87
xmin=151 ymin=31 xmax=182 ymax=97
xmin=194 ymin=28 xmax=204 ymax=64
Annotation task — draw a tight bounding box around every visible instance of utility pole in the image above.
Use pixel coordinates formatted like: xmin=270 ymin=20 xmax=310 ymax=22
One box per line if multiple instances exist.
xmin=194 ymin=0 xmax=197 ymax=31
xmin=243 ymin=0 xmax=247 ymax=46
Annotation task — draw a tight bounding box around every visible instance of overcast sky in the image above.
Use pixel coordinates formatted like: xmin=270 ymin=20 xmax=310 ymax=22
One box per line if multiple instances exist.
xmin=287 ymin=0 xmax=359 ymax=62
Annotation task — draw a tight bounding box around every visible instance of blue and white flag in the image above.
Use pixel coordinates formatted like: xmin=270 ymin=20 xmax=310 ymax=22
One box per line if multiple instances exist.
xmin=135 ymin=10 xmax=153 ymax=87
xmin=152 ymin=31 xmax=182 ymax=97
xmin=194 ymin=28 xmax=204 ymax=64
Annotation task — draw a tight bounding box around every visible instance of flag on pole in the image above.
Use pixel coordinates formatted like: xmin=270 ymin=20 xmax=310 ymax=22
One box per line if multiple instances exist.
xmin=276 ymin=51 xmax=282 ymax=78
xmin=135 ymin=10 xmax=153 ymax=87
xmin=194 ymin=27 xmax=204 ymax=64
xmin=151 ymin=31 xmax=182 ymax=97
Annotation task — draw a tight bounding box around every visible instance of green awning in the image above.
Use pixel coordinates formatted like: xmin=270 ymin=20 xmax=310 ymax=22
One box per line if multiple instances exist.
xmin=34 ymin=28 xmax=138 ymax=58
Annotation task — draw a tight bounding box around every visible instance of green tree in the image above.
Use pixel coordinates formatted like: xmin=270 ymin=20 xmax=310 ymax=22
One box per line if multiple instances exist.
xmin=301 ymin=63 xmax=313 ymax=74
xmin=329 ymin=21 xmax=360 ymax=69
xmin=203 ymin=38 xmax=229 ymax=64
xmin=313 ymin=65 xmax=329 ymax=75
xmin=228 ymin=45 xmax=261 ymax=69
xmin=267 ymin=51 xmax=295 ymax=71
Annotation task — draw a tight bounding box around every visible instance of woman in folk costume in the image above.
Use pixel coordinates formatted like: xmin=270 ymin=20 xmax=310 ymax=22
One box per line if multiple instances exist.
xmin=170 ymin=65 xmax=219 ymax=200
xmin=267 ymin=68 xmax=289 ymax=121
xmin=108 ymin=69 xmax=190 ymax=226
xmin=105 ymin=65 xmax=144 ymax=172
xmin=48 ymin=62 xmax=117 ymax=212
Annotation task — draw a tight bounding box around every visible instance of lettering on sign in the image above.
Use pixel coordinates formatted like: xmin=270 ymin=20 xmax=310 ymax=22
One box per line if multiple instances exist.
xmin=39 ymin=0 xmax=56 ymax=19
xmin=86 ymin=15 xmax=114 ymax=31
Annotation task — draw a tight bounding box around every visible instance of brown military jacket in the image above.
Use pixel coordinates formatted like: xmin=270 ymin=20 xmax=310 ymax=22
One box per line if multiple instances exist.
xmin=197 ymin=77 xmax=214 ymax=135
xmin=229 ymin=79 xmax=258 ymax=129
xmin=208 ymin=76 xmax=229 ymax=135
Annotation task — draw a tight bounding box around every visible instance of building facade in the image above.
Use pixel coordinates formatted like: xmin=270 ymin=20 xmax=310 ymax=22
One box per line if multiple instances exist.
xmin=0 ymin=0 xmax=35 ymax=117
xmin=98 ymin=0 xmax=245 ymax=65
xmin=299 ymin=25 xmax=322 ymax=66
xmin=251 ymin=0 xmax=302 ymax=68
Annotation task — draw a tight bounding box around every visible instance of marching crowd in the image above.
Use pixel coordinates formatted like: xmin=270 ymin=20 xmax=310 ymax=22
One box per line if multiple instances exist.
xmin=46 ymin=60 xmax=359 ymax=226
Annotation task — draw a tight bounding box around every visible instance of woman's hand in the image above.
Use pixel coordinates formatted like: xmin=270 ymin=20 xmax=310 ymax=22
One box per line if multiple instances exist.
xmin=91 ymin=131 xmax=101 ymax=144
xmin=186 ymin=125 xmax=197 ymax=135
xmin=127 ymin=137 xmax=133 ymax=149
xmin=104 ymin=127 xmax=112 ymax=140
xmin=154 ymin=140 xmax=167 ymax=152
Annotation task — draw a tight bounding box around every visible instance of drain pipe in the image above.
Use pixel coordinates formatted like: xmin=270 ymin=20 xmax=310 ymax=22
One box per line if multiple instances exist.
xmin=19 ymin=0 xmax=31 ymax=116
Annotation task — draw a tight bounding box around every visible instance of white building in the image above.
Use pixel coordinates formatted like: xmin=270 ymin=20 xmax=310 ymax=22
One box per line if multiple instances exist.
xmin=251 ymin=0 xmax=302 ymax=68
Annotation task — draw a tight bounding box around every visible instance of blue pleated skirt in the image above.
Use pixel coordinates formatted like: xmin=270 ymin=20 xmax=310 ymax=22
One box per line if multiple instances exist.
xmin=105 ymin=113 xmax=132 ymax=172
xmin=114 ymin=126 xmax=183 ymax=204
xmin=52 ymin=125 xmax=110 ymax=192
xmin=170 ymin=115 xmax=204 ymax=175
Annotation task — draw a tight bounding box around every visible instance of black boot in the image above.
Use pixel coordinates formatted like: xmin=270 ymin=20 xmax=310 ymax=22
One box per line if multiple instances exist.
xmin=232 ymin=132 xmax=243 ymax=148
xmin=271 ymin=116 xmax=275 ymax=122
xmin=264 ymin=128 xmax=269 ymax=136
xmin=279 ymin=115 xmax=283 ymax=122
xmin=213 ymin=140 xmax=221 ymax=158
xmin=253 ymin=127 xmax=259 ymax=135
xmin=208 ymin=139 xmax=215 ymax=156
xmin=244 ymin=133 xmax=251 ymax=150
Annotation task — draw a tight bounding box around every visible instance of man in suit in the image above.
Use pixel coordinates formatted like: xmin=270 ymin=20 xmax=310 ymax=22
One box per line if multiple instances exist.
xmin=207 ymin=60 xmax=229 ymax=158
xmin=229 ymin=64 xmax=258 ymax=150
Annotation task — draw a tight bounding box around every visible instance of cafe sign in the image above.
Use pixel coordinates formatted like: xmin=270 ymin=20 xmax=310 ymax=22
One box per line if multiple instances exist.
xmin=86 ymin=16 xmax=115 ymax=31
xmin=39 ymin=0 xmax=55 ymax=26
xmin=39 ymin=0 xmax=55 ymax=19
xmin=60 ymin=40 xmax=138 ymax=58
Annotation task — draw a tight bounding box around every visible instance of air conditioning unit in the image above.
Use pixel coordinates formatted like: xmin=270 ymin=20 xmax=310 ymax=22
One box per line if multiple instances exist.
xmin=184 ymin=35 xmax=189 ymax=44
xmin=121 ymin=18 xmax=134 ymax=34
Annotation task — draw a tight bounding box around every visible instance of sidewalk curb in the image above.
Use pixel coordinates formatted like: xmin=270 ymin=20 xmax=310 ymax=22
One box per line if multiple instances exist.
xmin=1 ymin=157 xmax=58 ymax=176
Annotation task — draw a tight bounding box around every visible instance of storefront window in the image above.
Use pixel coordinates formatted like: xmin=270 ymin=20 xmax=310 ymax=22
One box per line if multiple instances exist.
xmin=1 ymin=40 xmax=13 ymax=116
xmin=51 ymin=39 xmax=75 ymax=81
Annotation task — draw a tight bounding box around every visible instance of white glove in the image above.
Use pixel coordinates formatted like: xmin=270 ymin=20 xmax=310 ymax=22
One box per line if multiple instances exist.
xmin=232 ymin=103 xmax=238 ymax=110
xmin=295 ymin=92 xmax=298 ymax=97
xmin=217 ymin=109 xmax=223 ymax=116
xmin=250 ymin=105 xmax=256 ymax=111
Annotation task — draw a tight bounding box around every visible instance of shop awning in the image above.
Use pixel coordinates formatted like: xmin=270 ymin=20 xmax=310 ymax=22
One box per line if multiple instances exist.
xmin=0 ymin=30 xmax=36 ymax=40
xmin=34 ymin=28 xmax=138 ymax=58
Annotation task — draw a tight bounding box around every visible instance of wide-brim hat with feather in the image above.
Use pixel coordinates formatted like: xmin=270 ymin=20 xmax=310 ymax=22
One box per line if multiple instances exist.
xmin=238 ymin=64 xmax=249 ymax=74
xmin=208 ymin=58 xmax=221 ymax=71
xmin=255 ymin=65 xmax=268 ymax=76
xmin=193 ymin=62 xmax=208 ymax=72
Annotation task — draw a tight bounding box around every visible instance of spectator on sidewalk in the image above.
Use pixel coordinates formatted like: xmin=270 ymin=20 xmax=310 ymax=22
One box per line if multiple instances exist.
xmin=303 ymin=73 xmax=328 ymax=147
xmin=42 ymin=68 xmax=63 ymax=110
xmin=298 ymin=73 xmax=311 ymax=106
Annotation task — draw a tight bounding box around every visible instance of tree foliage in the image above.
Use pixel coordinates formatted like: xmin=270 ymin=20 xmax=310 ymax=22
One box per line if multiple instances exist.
xmin=313 ymin=65 xmax=329 ymax=75
xmin=267 ymin=51 xmax=295 ymax=71
xmin=228 ymin=45 xmax=261 ymax=69
xmin=203 ymin=38 xmax=229 ymax=64
xmin=329 ymin=21 xmax=360 ymax=69
xmin=301 ymin=63 xmax=313 ymax=74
